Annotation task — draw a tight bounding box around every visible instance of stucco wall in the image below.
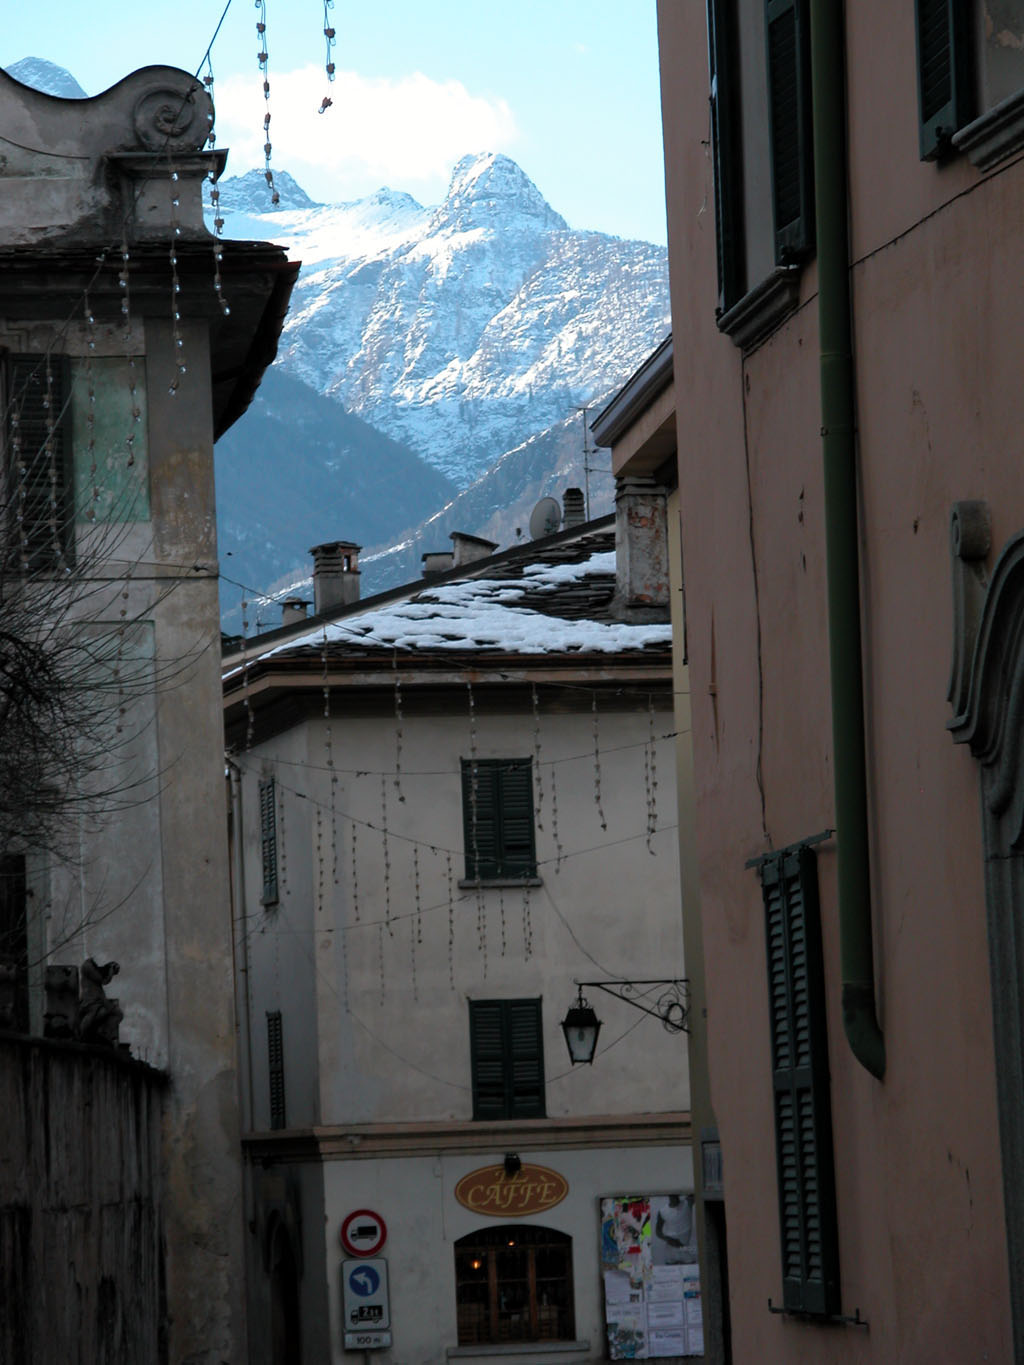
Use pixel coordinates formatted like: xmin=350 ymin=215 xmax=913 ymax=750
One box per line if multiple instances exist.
xmin=237 ymin=692 xmax=686 ymax=1132
xmin=658 ymin=0 xmax=1014 ymax=1359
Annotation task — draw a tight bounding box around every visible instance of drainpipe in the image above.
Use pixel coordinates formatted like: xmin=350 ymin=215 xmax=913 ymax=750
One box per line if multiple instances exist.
xmin=810 ymin=0 xmax=885 ymax=1079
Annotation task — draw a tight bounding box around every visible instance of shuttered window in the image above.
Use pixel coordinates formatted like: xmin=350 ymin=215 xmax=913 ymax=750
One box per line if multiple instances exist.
xmin=462 ymin=759 xmax=536 ymax=881
xmin=707 ymin=0 xmax=747 ymax=310
xmin=765 ymin=0 xmax=815 ymax=262
xmin=915 ymin=0 xmax=973 ymax=159
xmin=760 ymin=844 xmax=839 ymax=1316
xmin=3 ymin=354 xmax=74 ymax=571
xmin=259 ymin=777 xmax=279 ymax=905
xmin=469 ymin=998 xmax=545 ymax=1120
xmin=267 ymin=1010 xmax=286 ymax=1130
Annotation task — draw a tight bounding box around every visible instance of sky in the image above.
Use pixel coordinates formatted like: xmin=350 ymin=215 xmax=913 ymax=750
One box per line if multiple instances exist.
xmin=2 ymin=1 xmax=668 ymax=244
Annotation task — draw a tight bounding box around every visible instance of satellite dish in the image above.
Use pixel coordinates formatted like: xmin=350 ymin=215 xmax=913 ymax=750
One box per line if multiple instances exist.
xmin=529 ymin=496 xmax=562 ymax=540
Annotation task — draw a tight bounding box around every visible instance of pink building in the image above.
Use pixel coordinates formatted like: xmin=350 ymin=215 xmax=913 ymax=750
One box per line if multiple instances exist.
xmin=656 ymin=1 xmax=1024 ymax=1359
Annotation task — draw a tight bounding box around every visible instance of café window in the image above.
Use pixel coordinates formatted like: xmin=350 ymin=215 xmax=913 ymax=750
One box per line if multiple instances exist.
xmin=455 ymin=1225 xmax=574 ymax=1346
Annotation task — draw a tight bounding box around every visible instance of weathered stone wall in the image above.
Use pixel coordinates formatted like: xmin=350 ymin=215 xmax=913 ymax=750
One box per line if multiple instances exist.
xmin=0 ymin=1036 xmax=166 ymax=1365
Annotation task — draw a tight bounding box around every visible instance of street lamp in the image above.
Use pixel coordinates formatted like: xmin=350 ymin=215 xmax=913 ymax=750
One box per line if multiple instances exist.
xmin=560 ymin=986 xmax=602 ymax=1064
xmin=560 ymin=978 xmax=689 ymax=1065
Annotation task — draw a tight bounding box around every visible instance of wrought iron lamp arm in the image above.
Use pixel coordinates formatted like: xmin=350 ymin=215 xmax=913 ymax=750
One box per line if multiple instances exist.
xmin=574 ymin=979 xmax=689 ymax=1033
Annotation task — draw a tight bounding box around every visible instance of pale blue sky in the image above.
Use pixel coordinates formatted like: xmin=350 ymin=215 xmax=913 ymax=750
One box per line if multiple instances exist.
xmin=3 ymin=1 xmax=668 ymax=243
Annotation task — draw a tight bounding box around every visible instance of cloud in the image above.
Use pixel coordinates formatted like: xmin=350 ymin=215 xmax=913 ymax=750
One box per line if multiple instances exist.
xmin=212 ymin=64 xmax=519 ymax=200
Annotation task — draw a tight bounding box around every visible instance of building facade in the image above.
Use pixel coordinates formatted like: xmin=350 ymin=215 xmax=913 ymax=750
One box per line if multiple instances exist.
xmin=0 ymin=65 xmax=296 ymax=1361
xmin=224 ymin=510 xmax=696 ymax=1364
xmin=657 ymin=1 xmax=1024 ymax=1360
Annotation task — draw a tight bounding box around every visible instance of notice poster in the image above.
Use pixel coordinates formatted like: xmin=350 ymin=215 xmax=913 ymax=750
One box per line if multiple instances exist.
xmin=600 ymin=1196 xmax=703 ymax=1358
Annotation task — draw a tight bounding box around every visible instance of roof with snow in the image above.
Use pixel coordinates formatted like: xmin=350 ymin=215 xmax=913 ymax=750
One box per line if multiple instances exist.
xmin=224 ymin=517 xmax=671 ymax=695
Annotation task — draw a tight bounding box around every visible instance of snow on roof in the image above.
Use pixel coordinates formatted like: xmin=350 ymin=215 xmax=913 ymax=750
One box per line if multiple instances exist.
xmin=241 ymin=550 xmax=670 ymax=670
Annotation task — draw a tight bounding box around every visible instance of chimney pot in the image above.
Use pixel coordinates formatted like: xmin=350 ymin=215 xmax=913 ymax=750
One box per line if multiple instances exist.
xmin=310 ymin=540 xmax=361 ymax=614
xmin=563 ymin=487 xmax=585 ymax=528
xmin=281 ymin=597 xmax=309 ymax=628
xmin=450 ymin=531 xmax=499 ymax=567
xmin=422 ymin=551 xmax=455 ymax=577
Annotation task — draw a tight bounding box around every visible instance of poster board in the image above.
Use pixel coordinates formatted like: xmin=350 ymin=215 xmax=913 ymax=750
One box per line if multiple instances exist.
xmin=600 ymin=1195 xmax=702 ymax=1359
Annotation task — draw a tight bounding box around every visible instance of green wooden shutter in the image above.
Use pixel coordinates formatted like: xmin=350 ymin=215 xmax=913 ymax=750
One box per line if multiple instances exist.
xmin=707 ymin=0 xmax=746 ymax=310
xmin=260 ymin=777 xmax=279 ymax=905
xmin=470 ymin=999 xmax=545 ymax=1120
xmin=267 ymin=1010 xmax=286 ymax=1130
xmin=463 ymin=760 xmax=500 ymax=879
xmin=6 ymin=355 xmax=73 ymax=571
xmin=470 ymin=999 xmax=512 ymax=1119
xmin=765 ymin=0 xmax=815 ymax=263
xmin=507 ymin=999 xmax=545 ymax=1118
xmin=496 ymin=760 xmax=536 ymax=878
xmin=761 ymin=845 xmax=839 ymax=1316
xmin=915 ymin=0 xmax=973 ymax=159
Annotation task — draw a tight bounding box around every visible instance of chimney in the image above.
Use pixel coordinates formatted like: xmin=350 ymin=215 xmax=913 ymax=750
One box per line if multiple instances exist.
xmin=310 ymin=541 xmax=361 ymax=615
xmin=610 ymin=476 xmax=670 ymax=622
xmin=422 ymin=551 xmax=455 ymax=577
xmin=563 ymin=487 xmax=585 ymax=528
xmin=281 ymin=597 xmax=309 ymax=628
xmin=450 ymin=531 xmax=499 ymax=567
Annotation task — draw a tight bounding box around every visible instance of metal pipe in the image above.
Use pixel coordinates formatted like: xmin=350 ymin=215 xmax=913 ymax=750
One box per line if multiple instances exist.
xmin=810 ymin=0 xmax=885 ymax=1079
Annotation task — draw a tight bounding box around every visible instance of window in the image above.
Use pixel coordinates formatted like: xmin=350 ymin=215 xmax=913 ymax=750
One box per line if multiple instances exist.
xmin=2 ymin=353 xmax=73 ymax=571
xmin=461 ymin=758 xmax=536 ymax=882
xmin=707 ymin=0 xmax=814 ymax=338
xmin=267 ymin=1009 xmax=286 ymax=1130
xmin=916 ymin=1 xmax=1024 ymax=165
xmin=0 ymin=854 xmax=28 ymax=1033
xmin=260 ymin=777 xmax=279 ymax=905
xmin=455 ymin=1225 xmax=574 ymax=1345
xmin=758 ymin=843 xmax=839 ymax=1316
xmin=469 ymin=998 xmax=545 ymax=1120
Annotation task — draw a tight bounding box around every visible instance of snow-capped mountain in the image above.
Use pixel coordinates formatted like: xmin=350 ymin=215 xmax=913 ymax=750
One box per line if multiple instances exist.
xmin=214 ymin=152 xmax=670 ymax=488
xmin=4 ymin=57 xmax=87 ymax=98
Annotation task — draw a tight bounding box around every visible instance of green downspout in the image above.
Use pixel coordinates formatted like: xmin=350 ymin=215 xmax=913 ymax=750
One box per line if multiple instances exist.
xmin=810 ymin=0 xmax=885 ymax=1079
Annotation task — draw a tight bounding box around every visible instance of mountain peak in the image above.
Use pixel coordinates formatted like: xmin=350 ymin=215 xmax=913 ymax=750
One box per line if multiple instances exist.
xmin=4 ymin=57 xmax=86 ymax=99
xmin=432 ymin=152 xmax=567 ymax=236
xmin=213 ymin=169 xmax=320 ymax=214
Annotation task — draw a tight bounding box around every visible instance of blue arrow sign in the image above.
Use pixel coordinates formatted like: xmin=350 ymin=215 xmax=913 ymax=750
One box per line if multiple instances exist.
xmin=349 ymin=1265 xmax=380 ymax=1297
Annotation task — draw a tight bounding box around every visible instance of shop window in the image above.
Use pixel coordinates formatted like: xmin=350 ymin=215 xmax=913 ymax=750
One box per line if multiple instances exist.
xmin=469 ymin=998 xmax=545 ymax=1121
xmin=461 ymin=758 xmax=536 ymax=881
xmin=455 ymin=1225 xmax=574 ymax=1346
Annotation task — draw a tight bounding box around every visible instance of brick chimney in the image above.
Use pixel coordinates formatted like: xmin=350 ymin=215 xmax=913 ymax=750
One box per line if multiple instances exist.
xmin=610 ymin=476 xmax=669 ymax=622
xmin=310 ymin=541 xmax=361 ymax=614
xmin=450 ymin=531 xmax=499 ymax=567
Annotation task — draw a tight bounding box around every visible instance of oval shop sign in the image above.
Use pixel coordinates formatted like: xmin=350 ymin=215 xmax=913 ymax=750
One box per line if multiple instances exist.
xmin=454 ymin=1163 xmax=568 ymax=1217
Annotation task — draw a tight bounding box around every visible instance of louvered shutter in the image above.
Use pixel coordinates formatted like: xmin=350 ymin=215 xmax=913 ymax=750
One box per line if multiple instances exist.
xmin=915 ymin=0 xmax=973 ymax=159
xmin=5 ymin=354 xmax=73 ymax=570
xmin=765 ymin=0 xmax=815 ymax=262
xmin=267 ymin=1010 xmax=286 ymax=1130
xmin=470 ymin=999 xmax=545 ymax=1120
xmin=260 ymin=777 xmax=279 ymax=905
xmin=470 ymin=1000 xmax=512 ymax=1119
xmin=507 ymin=999 xmax=545 ymax=1118
xmin=762 ymin=845 xmax=839 ymax=1316
xmin=497 ymin=760 xmax=535 ymax=878
xmin=463 ymin=760 xmax=501 ymax=879
xmin=707 ymin=0 xmax=746 ymax=310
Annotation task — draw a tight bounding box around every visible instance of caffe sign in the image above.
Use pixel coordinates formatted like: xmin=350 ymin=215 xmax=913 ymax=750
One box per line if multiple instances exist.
xmin=454 ymin=1163 xmax=568 ymax=1217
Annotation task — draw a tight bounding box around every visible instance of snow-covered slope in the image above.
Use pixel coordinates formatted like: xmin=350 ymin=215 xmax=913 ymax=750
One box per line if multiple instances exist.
xmin=213 ymin=153 xmax=670 ymax=487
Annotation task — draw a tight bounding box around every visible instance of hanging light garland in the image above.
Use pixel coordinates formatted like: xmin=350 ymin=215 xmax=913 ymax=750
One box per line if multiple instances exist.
xmin=318 ymin=0 xmax=336 ymax=114
xmin=255 ymin=0 xmax=281 ymax=204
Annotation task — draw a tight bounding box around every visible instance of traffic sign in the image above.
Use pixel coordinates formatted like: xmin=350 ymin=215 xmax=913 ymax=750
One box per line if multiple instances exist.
xmin=342 ymin=1258 xmax=390 ymax=1343
xmin=340 ymin=1208 xmax=387 ymax=1257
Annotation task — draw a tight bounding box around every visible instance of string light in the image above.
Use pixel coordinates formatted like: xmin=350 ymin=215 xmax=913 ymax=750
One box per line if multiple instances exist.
xmin=531 ymin=683 xmax=544 ymax=829
xmin=83 ymin=293 xmax=98 ymax=520
xmin=549 ymin=763 xmax=563 ymax=872
xmin=167 ymin=169 xmax=187 ymax=396
xmin=499 ymin=887 xmax=506 ymax=958
xmin=278 ymin=779 xmax=290 ymax=896
xmin=592 ymin=693 xmax=607 ymax=831
xmin=43 ymin=353 xmax=61 ymax=566
xmin=446 ymin=852 xmax=455 ymax=990
xmin=521 ymin=881 xmax=533 ymax=958
xmin=255 ymin=0 xmax=281 ymax=204
xmin=645 ymin=696 xmax=659 ymax=854
xmin=318 ymin=0 xmax=336 ymax=113
xmin=393 ymin=671 xmax=405 ymax=801
xmin=381 ymin=774 xmax=392 ymax=935
xmin=351 ymin=821 xmax=360 ymax=921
